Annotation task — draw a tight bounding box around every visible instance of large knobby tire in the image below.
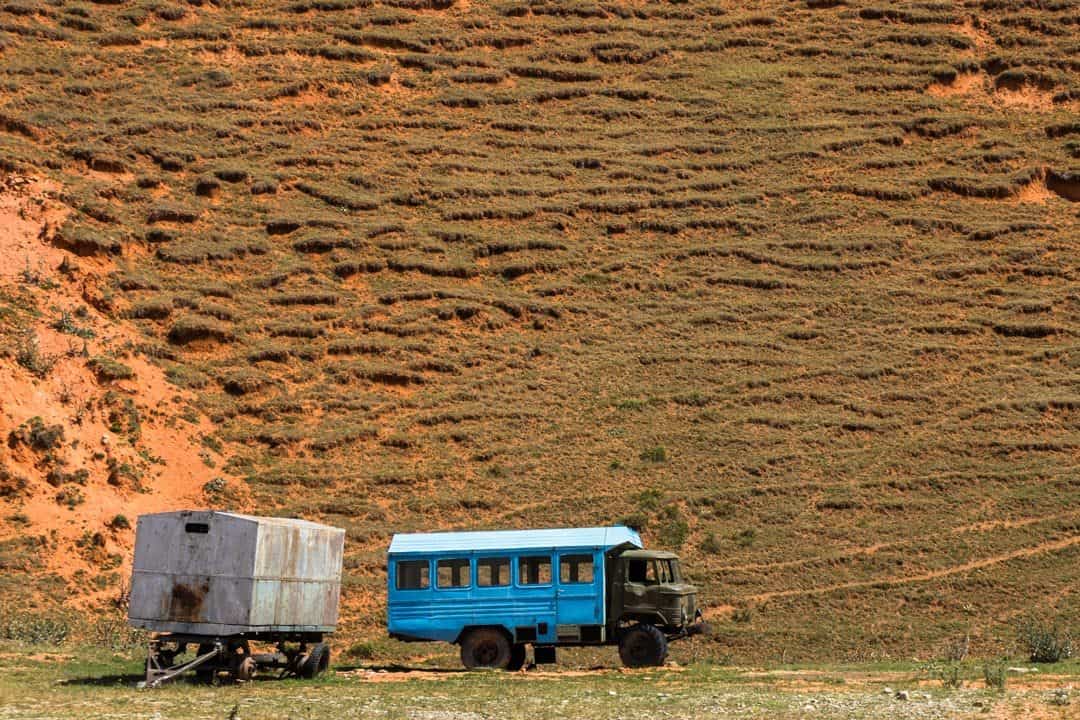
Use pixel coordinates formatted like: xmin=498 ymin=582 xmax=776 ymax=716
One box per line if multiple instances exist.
xmin=300 ymin=643 xmax=331 ymax=679
xmin=460 ymin=628 xmax=512 ymax=670
xmin=618 ymin=624 xmax=668 ymax=668
xmin=506 ymin=644 xmax=528 ymax=671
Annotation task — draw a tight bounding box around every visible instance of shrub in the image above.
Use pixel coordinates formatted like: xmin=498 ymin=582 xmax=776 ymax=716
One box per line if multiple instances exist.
xmin=699 ymin=532 xmax=723 ymax=554
xmin=734 ymin=528 xmax=756 ymax=547
xmin=107 ymin=514 xmax=131 ymax=530
xmin=222 ymin=370 xmax=272 ymax=396
xmin=52 ymin=310 xmax=95 ymax=339
xmin=0 ymin=610 xmax=71 ymax=645
xmin=88 ymin=356 xmax=135 ymax=382
xmin=146 ymin=202 xmax=199 ymax=224
xmin=346 ymin=641 xmax=377 ymax=660
xmin=656 ymin=506 xmax=689 ymax=549
xmin=8 ymin=417 xmax=64 ymax=452
xmin=983 ymin=661 xmax=1007 ymax=691
xmin=56 ymin=485 xmax=85 ymax=509
xmin=168 ymin=315 xmax=233 ymax=345
xmin=1018 ymin=617 xmax=1073 ymax=663
xmin=639 ymin=446 xmax=667 ymax=463
xmin=15 ymin=330 xmax=58 ymax=378
xmin=0 ymin=464 xmax=28 ymax=499
xmin=927 ymin=662 xmax=963 ymax=689
xmin=128 ymin=299 xmax=172 ymax=320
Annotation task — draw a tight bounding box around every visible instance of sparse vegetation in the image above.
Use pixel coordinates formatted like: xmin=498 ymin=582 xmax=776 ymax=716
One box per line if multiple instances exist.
xmin=1018 ymin=617 xmax=1074 ymax=664
xmin=0 ymin=0 xmax=1077 ymax=664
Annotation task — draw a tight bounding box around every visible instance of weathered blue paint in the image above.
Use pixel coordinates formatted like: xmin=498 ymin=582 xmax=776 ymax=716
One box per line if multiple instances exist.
xmin=387 ymin=527 xmax=642 ymax=645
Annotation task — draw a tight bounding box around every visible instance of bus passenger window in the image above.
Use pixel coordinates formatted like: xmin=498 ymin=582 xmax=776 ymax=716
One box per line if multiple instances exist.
xmin=437 ymin=558 xmax=471 ymax=588
xmin=519 ymin=556 xmax=552 ymax=585
xmin=397 ymin=560 xmax=430 ymax=590
xmin=478 ymin=557 xmax=510 ymax=586
xmin=559 ymin=554 xmax=594 ymax=584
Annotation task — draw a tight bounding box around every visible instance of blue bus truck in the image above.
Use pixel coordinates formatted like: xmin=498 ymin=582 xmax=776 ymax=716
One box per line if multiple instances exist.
xmin=387 ymin=527 xmax=706 ymax=669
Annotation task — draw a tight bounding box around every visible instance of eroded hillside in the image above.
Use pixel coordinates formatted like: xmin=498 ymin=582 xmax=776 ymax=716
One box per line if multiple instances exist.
xmin=0 ymin=0 xmax=1077 ymax=659
xmin=0 ymin=174 xmax=237 ymax=606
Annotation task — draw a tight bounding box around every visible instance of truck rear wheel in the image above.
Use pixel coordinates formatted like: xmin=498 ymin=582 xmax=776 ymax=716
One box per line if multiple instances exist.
xmin=460 ymin=628 xmax=511 ymax=670
xmin=618 ymin=624 xmax=668 ymax=668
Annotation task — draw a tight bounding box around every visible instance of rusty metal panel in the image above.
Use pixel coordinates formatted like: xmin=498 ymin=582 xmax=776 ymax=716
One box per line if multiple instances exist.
xmin=128 ymin=510 xmax=344 ymax=636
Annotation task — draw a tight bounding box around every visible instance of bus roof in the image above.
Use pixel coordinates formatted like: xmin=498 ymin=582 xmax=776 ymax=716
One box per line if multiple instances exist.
xmin=388 ymin=526 xmax=642 ymax=555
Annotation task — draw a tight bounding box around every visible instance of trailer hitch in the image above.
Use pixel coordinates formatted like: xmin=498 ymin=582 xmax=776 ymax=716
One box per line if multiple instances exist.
xmin=140 ymin=640 xmax=222 ymax=689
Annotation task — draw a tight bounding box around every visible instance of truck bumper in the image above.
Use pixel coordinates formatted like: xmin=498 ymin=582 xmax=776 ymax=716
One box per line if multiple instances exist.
xmin=685 ymin=609 xmax=711 ymax=637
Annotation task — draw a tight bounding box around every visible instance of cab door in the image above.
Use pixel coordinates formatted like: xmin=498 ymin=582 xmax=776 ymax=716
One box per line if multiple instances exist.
xmin=555 ymin=550 xmax=602 ymax=636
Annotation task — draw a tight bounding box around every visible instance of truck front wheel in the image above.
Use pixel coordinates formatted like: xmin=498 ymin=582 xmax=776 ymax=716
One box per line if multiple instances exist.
xmin=460 ymin=628 xmax=512 ymax=670
xmin=618 ymin=624 xmax=668 ymax=668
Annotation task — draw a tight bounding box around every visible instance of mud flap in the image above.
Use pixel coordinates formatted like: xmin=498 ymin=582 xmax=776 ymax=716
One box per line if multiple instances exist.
xmin=534 ymin=646 xmax=557 ymax=665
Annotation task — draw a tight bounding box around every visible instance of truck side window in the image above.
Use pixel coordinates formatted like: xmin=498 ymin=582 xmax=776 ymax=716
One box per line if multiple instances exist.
xmin=396 ymin=560 xmax=430 ymax=590
xmin=518 ymin=556 xmax=552 ymax=585
xmin=627 ymin=559 xmax=658 ymax=585
xmin=477 ymin=557 xmax=510 ymax=586
xmin=559 ymin=554 xmax=594 ymax=584
xmin=437 ymin=558 xmax=471 ymax=588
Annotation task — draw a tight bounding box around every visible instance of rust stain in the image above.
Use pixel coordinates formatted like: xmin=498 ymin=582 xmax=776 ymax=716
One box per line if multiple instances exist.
xmin=168 ymin=581 xmax=209 ymax=622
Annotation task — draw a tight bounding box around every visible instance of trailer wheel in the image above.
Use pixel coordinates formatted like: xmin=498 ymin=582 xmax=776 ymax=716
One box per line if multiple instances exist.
xmin=233 ymin=656 xmax=257 ymax=682
xmin=460 ymin=628 xmax=512 ymax=670
xmin=618 ymin=624 xmax=668 ymax=668
xmin=506 ymin=644 xmax=527 ymax=671
xmin=300 ymin=643 xmax=331 ymax=679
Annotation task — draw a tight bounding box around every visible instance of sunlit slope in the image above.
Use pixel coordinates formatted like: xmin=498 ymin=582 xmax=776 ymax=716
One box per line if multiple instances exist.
xmin=0 ymin=0 xmax=1077 ymax=659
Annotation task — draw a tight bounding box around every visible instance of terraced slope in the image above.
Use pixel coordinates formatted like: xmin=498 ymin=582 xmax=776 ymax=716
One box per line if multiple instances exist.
xmin=0 ymin=0 xmax=1077 ymax=660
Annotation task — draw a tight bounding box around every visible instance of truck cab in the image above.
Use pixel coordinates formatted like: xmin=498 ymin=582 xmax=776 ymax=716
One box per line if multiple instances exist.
xmin=386 ymin=527 xmax=706 ymax=670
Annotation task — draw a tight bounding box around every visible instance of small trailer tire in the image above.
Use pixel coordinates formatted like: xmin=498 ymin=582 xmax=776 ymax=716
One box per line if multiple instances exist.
xmin=506 ymin=644 xmax=527 ymax=671
xmin=233 ymin=656 xmax=257 ymax=682
xmin=460 ymin=628 xmax=512 ymax=670
xmin=300 ymin=643 xmax=331 ymax=679
xmin=618 ymin=624 xmax=668 ymax=668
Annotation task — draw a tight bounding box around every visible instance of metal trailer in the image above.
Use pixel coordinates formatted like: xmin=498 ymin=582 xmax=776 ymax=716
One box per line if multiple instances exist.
xmin=128 ymin=510 xmax=345 ymax=687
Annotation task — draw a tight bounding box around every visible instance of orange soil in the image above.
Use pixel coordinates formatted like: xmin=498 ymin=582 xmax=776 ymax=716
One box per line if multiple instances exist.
xmin=1014 ymin=179 xmax=1056 ymax=204
xmin=0 ymin=174 xmax=239 ymax=605
xmin=927 ymin=72 xmax=985 ymax=99
xmin=994 ymin=85 xmax=1056 ymax=112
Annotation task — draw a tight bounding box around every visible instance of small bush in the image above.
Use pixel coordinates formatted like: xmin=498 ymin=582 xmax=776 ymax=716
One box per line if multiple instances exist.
xmin=52 ymin=310 xmax=95 ymax=339
xmin=700 ymin=532 xmax=723 ymax=554
xmin=1018 ymin=617 xmax=1073 ymax=663
xmin=168 ymin=315 xmax=233 ymax=345
xmin=639 ymin=446 xmax=667 ymax=463
xmin=346 ymin=641 xmax=377 ymax=660
xmin=734 ymin=528 xmax=756 ymax=547
xmin=927 ymin=662 xmax=963 ymax=689
xmin=88 ymin=356 xmax=135 ymax=382
xmin=983 ymin=661 xmax=1007 ymax=691
xmin=15 ymin=330 xmax=58 ymax=378
xmin=8 ymin=417 xmax=64 ymax=452
xmin=56 ymin=485 xmax=85 ymax=509
xmin=107 ymin=514 xmax=130 ymax=530
xmin=0 ymin=610 xmax=71 ymax=645
xmin=656 ymin=505 xmax=689 ymax=549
